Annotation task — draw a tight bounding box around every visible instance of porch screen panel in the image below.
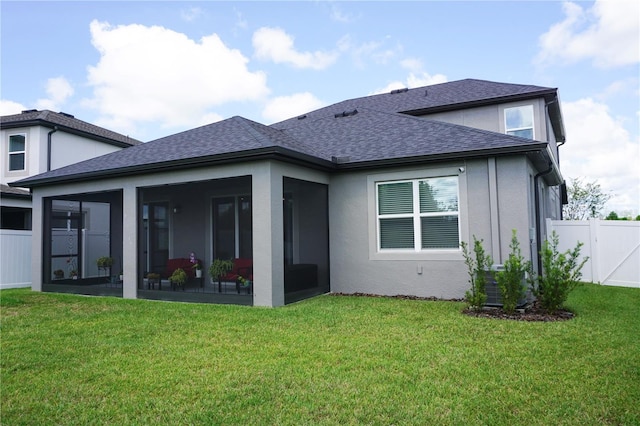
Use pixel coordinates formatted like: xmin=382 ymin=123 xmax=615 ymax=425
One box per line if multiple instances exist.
xmin=213 ymin=198 xmax=235 ymax=259
xmin=50 ymin=200 xmax=81 ymax=280
xmin=238 ymin=196 xmax=252 ymax=259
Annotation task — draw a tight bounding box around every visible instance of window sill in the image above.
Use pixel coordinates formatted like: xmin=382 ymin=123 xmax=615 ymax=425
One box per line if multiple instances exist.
xmin=370 ymin=249 xmax=463 ymax=262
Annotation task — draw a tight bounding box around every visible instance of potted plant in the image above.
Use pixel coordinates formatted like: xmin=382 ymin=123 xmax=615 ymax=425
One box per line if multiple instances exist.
xmin=70 ymin=270 xmax=78 ymax=280
xmin=96 ymin=256 xmax=113 ymax=274
xmin=235 ymin=274 xmax=252 ymax=294
xmin=192 ymin=261 xmax=203 ymax=278
xmin=146 ymin=272 xmax=161 ymax=289
xmin=53 ymin=269 xmax=64 ymax=279
xmin=169 ymin=268 xmax=188 ymax=291
xmin=208 ymin=259 xmax=233 ymax=291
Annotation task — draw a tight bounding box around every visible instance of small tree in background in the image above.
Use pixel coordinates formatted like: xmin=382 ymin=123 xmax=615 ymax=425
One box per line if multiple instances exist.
xmin=563 ymin=178 xmax=611 ymax=220
xmin=532 ymin=232 xmax=588 ymax=313
xmin=461 ymin=237 xmax=492 ymax=312
xmin=605 ymin=211 xmax=620 ymax=220
xmin=495 ymin=230 xmax=530 ymax=314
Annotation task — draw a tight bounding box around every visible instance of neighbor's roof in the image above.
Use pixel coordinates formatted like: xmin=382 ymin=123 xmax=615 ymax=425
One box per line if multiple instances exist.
xmin=0 ymin=109 xmax=141 ymax=147
xmin=273 ymin=78 xmax=558 ymax=129
xmin=0 ymin=184 xmax=30 ymax=198
xmin=11 ymin=108 xmax=549 ymax=188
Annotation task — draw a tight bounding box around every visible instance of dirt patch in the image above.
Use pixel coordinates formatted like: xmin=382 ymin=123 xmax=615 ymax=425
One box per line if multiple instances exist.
xmin=329 ymin=292 xmax=463 ymax=302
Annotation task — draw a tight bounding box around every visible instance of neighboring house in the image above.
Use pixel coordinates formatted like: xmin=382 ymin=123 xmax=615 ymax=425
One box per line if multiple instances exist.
xmin=11 ymin=79 xmax=566 ymax=307
xmin=1 ymin=110 xmax=140 ymax=289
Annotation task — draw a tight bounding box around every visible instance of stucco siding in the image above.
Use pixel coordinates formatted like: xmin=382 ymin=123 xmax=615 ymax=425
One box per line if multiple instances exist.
xmin=418 ymin=98 xmax=549 ymax=143
xmin=329 ymin=165 xmax=470 ymax=300
xmin=329 ymin=156 xmax=537 ymax=300
xmin=495 ymin=156 xmax=532 ymax=263
xmin=47 ymin=129 xmax=123 ymax=171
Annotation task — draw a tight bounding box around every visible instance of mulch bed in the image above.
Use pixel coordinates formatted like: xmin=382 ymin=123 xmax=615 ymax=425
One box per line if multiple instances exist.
xmin=463 ymin=301 xmax=575 ymax=322
xmin=329 ymin=292 xmax=574 ymax=322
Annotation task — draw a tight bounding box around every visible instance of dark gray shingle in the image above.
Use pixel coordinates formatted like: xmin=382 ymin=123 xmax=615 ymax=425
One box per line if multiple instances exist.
xmin=0 ymin=110 xmax=141 ymax=146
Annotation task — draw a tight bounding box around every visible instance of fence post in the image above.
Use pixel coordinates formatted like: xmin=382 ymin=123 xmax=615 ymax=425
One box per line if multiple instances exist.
xmin=589 ymin=218 xmax=600 ymax=283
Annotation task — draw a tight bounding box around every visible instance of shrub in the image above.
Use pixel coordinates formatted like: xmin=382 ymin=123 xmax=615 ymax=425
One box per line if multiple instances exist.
xmin=495 ymin=230 xmax=530 ymax=313
xmin=461 ymin=237 xmax=492 ymax=311
xmin=169 ymin=268 xmax=188 ymax=287
xmin=533 ymin=231 xmax=588 ymax=313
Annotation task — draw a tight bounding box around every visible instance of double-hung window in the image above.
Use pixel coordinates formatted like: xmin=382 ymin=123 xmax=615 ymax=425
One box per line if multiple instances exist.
xmin=505 ymin=105 xmax=534 ymax=139
xmin=8 ymin=134 xmax=26 ymax=171
xmin=377 ymin=176 xmax=460 ymax=251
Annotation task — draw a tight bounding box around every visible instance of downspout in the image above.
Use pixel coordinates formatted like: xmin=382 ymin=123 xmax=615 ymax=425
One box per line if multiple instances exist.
xmin=534 ymin=161 xmax=554 ymax=275
xmin=47 ymin=126 xmax=58 ymax=171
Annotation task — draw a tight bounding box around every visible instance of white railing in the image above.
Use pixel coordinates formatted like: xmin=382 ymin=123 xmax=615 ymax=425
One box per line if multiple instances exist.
xmin=546 ymin=219 xmax=640 ymax=288
xmin=0 ymin=230 xmax=32 ymax=289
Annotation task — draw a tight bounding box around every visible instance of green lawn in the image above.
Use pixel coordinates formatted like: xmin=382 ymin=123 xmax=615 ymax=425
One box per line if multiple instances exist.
xmin=1 ymin=284 xmax=638 ymax=425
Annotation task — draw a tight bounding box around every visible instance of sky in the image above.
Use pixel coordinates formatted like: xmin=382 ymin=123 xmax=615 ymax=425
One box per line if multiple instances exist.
xmin=1 ymin=1 xmax=639 ymax=215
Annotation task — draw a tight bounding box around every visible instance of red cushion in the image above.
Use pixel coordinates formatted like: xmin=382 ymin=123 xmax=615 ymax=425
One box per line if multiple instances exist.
xmin=221 ymin=258 xmax=253 ymax=281
xmin=166 ymin=258 xmax=200 ymax=279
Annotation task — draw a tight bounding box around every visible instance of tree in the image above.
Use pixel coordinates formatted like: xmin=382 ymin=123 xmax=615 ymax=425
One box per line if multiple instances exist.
xmin=563 ymin=178 xmax=611 ymax=220
xmin=605 ymin=211 xmax=619 ymax=220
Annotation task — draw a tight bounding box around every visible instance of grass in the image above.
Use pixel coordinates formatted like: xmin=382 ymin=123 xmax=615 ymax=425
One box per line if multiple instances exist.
xmin=1 ymin=284 xmax=639 ymax=425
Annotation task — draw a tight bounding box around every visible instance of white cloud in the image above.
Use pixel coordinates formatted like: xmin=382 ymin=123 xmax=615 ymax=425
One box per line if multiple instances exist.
xmin=262 ymin=92 xmax=325 ymax=123
xmin=536 ymin=0 xmax=640 ymax=69
xmin=180 ymin=7 xmax=203 ymax=22
xmin=338 ymin=34 xmax=399 ymax=68
xmin=330 ymin=5 xmax=357 ymax=23
xmin=596 ymin=77 xmax=639 ymax=101
xmin=562 ymin=98 xmax=640 ymax=213
xmin=233 ymin=8 xmax=248 ymax=32
xmin=372 ymin=72 xmax=448 ymax=95
xmin=35 ymin=76 xmax=74 ymax=111
xmin=84 ymin=20 xmax=269 ymax=136
xmin=252 ymin=27 xmax=338 ymax=70
xmin=0 ymin=100 xmax=26 ymax=115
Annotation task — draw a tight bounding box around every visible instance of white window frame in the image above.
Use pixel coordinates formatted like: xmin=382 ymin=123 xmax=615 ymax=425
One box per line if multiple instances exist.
xmin=368 ymin=166 xmax=468 ymax=261
xmin=504 ymin=105 xmax=534 ymax=139
xmin=8 ymin=133 xmax=27 ymax=171
xmin=376 ymin=177 xmax=460 ymax=253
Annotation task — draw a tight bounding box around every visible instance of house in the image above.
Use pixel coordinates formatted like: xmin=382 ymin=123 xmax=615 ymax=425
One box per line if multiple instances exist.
xmin=10 ymin=79 xmax=566 ymax=306
xmin=1 ymin=110 xmax=140 ymax=289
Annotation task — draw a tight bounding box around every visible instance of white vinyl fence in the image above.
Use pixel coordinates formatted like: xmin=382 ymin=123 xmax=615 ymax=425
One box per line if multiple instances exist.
xmin=0 ymin=229 xmax=32 ymax=289
xmin=546 ymin=219 xmax=640 ymax=288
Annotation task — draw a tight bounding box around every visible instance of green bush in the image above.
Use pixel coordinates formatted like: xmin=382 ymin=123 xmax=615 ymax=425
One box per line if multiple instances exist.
xmin=169 ymin=268 xmax=188 ymax=287
xmin=461 ymin=237 xmax=492 ymax=311
xmin=533 ymin=231 xmax=588 ymax=313
xmin=495 ymin=230 xmax=530 ymax=313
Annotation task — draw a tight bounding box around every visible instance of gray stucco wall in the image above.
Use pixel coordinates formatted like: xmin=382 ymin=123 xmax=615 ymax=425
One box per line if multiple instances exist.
xmin=328 ymin=156 xmax=535 ymax=300
xmin=419 ymin=99 xmax=549 ymax=143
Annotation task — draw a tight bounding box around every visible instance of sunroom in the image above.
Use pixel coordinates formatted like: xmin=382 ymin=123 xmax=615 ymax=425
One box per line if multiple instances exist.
xmin=37 ymin=164 xmax=330 ymax=306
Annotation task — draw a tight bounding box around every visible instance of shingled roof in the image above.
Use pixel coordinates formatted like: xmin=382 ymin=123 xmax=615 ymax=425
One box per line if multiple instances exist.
xmin=10 ymin=78 xmax=566 ymax=188
xmin=12 ymin=106 xmax=551 ymax=188
xmin=272 ymin=78 xmax=558 ymax=129
xmin=0 ymin=110 xmax=141 ymax=147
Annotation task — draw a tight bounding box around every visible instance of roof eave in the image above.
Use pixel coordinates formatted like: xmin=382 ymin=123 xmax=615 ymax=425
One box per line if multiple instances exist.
xmin=334 ymin=142 xmax=550 ymax=171
xmin=11 ymin=147 xmax=336 ymax=189
xmin=0 ymin=119 xmax=138 ymax=148
xmin=401 ymin=88 xmax=559 ymax=117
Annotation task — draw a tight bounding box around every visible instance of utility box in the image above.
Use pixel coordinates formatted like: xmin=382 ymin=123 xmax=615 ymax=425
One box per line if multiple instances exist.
xmin=484 ymin=265 xmax=504 ymax=307
xmin=484 ymin=265 xmax=528 ymax=308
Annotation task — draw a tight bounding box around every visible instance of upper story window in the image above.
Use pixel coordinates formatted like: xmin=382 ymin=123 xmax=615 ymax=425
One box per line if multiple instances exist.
xmin=8 ymin=134 xmax=26 ymax=171
xmin=505 ymin=105 xmax=534 ymax=139
xmin=376 ymin=176 xmax=460 ymax=251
